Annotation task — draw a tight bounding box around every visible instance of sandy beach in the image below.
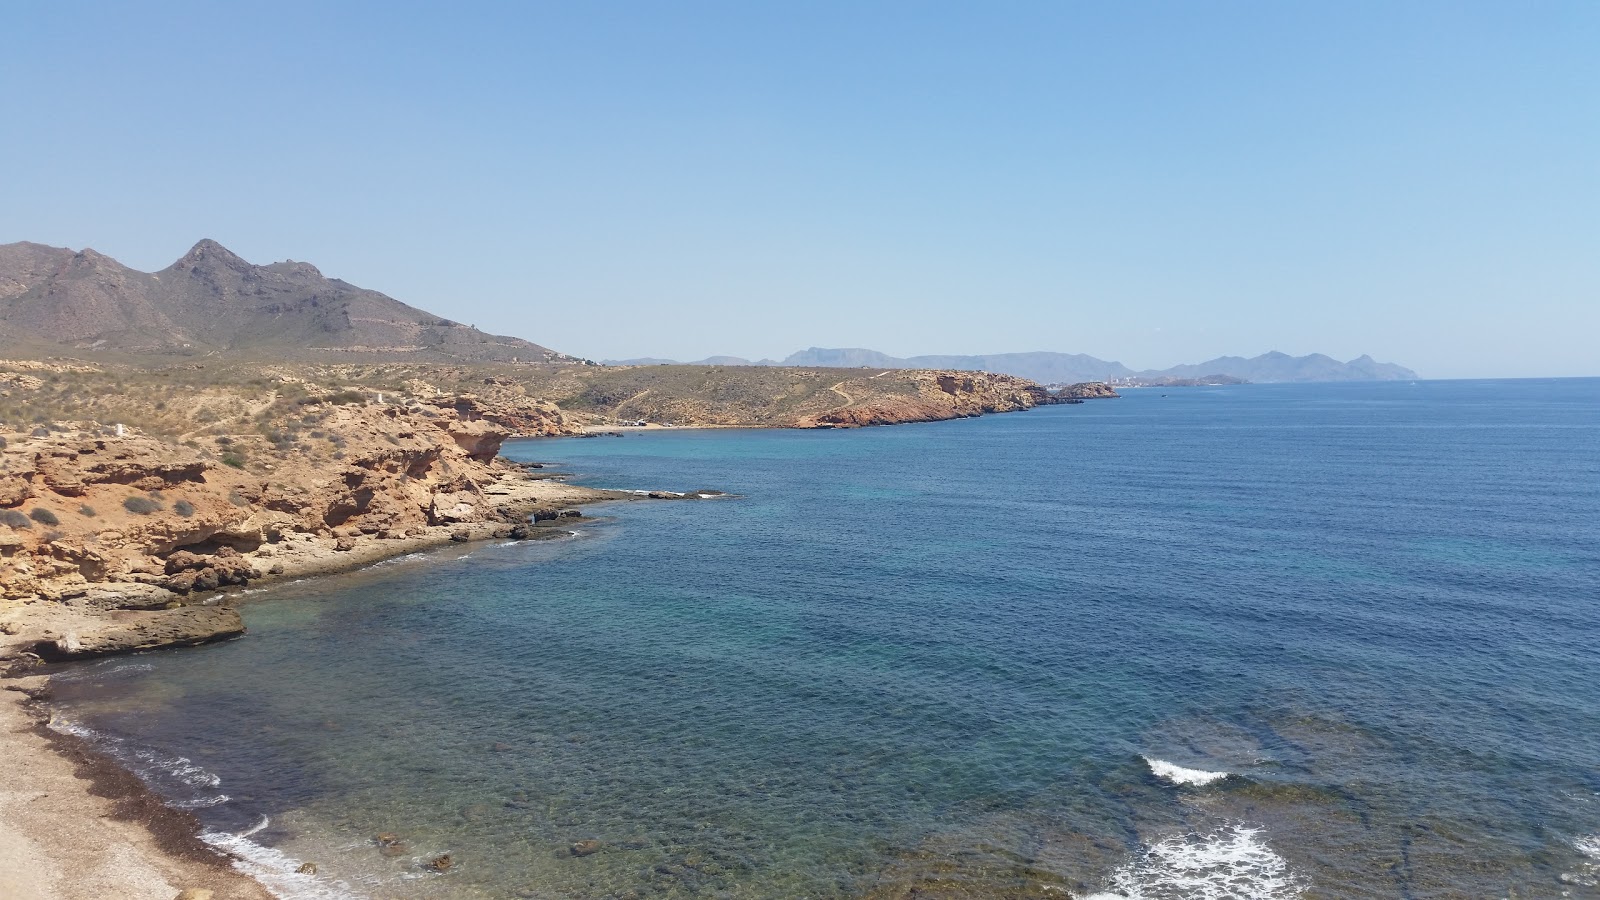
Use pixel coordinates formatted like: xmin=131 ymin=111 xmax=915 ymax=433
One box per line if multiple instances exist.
xmin=0 ymin=679 xmax=272 ymax=900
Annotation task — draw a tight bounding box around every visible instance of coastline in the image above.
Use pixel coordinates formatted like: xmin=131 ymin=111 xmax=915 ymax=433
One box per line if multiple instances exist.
xmin=0 ymin=677 xmax=273 ymax=900
xmin=0 ymin=456 xmax=709 ymax=900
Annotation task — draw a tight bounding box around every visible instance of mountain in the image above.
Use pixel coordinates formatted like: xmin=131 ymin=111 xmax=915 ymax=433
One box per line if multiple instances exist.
xmin=0 ymin=240 xmax=574 ymax=363
xmin=605 ymin=347 xmax=1418 ymax=383
xmin=1147 ymin=351 xmax=1416 ymax=383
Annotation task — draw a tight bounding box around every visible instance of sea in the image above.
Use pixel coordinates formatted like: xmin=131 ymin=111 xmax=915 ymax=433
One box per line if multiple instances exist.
xmin=41 ymin=379 xmax=1600 ymax=899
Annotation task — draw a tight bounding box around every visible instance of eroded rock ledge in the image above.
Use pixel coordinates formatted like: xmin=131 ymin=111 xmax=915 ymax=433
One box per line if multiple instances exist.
xmin=0 ymin=397 xmax=695 ymax=662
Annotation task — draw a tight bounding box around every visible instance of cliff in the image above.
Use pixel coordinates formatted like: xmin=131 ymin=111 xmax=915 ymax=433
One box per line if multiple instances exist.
xmin=0 ymin=371 xmax=634 ymax=661
xmin=1052 ymin=382 xmax=1120 ymax=400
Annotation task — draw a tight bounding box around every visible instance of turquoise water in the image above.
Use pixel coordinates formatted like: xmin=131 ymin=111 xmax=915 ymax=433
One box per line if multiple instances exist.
xmin=45 ymin=380 xmax=1600 ymax=898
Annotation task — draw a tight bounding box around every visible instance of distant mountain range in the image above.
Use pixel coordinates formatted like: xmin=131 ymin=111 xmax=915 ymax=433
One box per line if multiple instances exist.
xmin=0 ymin=240 xmax=573 ymax=363
xmin=605 ymin=348 xmax=1419 ymax=384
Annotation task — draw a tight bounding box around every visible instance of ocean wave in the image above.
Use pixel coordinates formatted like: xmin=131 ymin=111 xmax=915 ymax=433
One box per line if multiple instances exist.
xmin=373 ymin=552 xmax=427 ymax=567
xmin=51 ymin=719 xmax=224 ymax=792
xmin=1144 ymin=755 xmax=1232 ymax=786
xmin=1084 ymin=825 xmax=1304 ymax=900
xmin=172 ymin=793 xmax=231 ymax=809
xmin=200 ymin=827 xmax=363 ymax=900
xmin=1567 ymin=835 xmax=1600 ymax=888
xmin=46 ymin=661 xmax=155 ymax=683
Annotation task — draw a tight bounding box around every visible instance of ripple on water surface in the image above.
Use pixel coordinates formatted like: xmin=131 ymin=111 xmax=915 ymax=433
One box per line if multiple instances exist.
xmin=42 ymin=381 xmax=1600 ymax=898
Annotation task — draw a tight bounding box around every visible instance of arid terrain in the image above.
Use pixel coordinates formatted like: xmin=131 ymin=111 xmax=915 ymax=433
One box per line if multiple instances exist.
xmin=0 ymin=355 xmax=1100 ymax=663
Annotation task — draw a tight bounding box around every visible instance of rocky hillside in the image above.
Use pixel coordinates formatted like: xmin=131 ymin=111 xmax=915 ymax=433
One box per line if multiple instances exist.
xmin=0 ymin=353 xmax=1079 ymax=659
xmin=0 ymin=369 xmax=654 ymax=661
xmin=512 ymin=364 xmax=1060 ymax=428
xmin=0 ymin=240 xmax=577 ymax=363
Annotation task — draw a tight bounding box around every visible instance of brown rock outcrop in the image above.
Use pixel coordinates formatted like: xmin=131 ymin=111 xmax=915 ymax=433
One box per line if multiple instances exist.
xmin=0 ymin=474 xmax=33 ymax=507
xmin=1053 ymin=382 xmax=1120 ymax=400
xmin=439 ymin=417 xmax=507 ymax=461
xmin=795 ymin=370 xmax=1051 ymax=428
xmin=32 ymin=605 xmax=245 ymax=660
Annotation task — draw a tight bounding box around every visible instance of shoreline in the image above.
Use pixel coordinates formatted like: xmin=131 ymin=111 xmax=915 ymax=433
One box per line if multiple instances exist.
xmin=577 ymin=422 xmax=763 ymax=433
xmin=0 ymin=461 xmax=715 ymax=899
xmin=0 ymin=676 xmax=274 ymax=900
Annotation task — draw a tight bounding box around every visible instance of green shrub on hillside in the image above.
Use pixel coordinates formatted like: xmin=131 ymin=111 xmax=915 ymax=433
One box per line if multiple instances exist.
xmin=0 ymin=509 xmax=30 ymax=529
xmin=28 ymin=508 xmax=59 ymax=526
xmin=123 ymin=496 xmax=161 ymax=515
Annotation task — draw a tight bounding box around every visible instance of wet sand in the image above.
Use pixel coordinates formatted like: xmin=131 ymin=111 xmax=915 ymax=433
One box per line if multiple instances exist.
xmin=0 ymin=679 xmax=272 ymax=900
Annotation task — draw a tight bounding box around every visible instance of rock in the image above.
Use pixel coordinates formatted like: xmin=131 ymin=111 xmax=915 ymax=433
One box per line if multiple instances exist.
xmin=33 ymin=606 xmax=245 ymax=660
xmin=0 ymin=524 xmax=25 ymax=550
xmin=173 ymin=890 xmax=213 ymax=900
xmin=0 ymin=475 xmax=32 ymax=507
xmin=1052 ymin=382 xmax=1120 ymax=401
xmin=3 ymin=674 xmax=52 ymax=697
xmin=191 ymin=567 xmax=221 ymax=593
xmin=570 ymin=839 xmax=602 ymax=857
xmin=334 ymin=537 xmax=356 ymax=552
xmin=71 ymin=584 xmax=179 ymax=612
xmin=166 ymin=570 xmax=197 ymax=594
xmin=296 ymin=862 xmax=318 ymax=875
xmin=428 ymin=853 xmax=454 ymax=872
xmin=164 ymin=550 xmax=210 ymax=574
xmin=428 ymin=492 xmax=481 ymax=524
xmin=507 ymin=524 xmax=534 ymax=540
xmin=450 ymin=528 xmax=471 ymax=543
xmin=441 ymin=417 xmax=508 ymax=461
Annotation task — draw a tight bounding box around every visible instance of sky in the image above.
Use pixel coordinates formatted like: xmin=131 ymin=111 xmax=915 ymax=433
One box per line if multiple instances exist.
xmin=2 ymin=1 xmax=1596 ymax=378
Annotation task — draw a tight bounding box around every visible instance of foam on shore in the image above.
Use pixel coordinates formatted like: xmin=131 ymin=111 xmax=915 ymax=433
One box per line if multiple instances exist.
xmin=200 ymin=826 xmax=362 ymax=899
xmin=1144 ymin=755 xmax=1232 ymax=786
xmin=1084 ymin=824 xmax=1304 ymax=899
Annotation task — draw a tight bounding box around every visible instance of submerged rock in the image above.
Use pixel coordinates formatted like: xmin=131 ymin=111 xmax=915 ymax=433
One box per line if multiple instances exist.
xmin=570 ymin=839 xmax=602 ymax=857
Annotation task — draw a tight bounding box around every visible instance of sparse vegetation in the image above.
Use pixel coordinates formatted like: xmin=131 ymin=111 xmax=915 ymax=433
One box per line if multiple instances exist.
xmin=28 ymin=508 xmax=59 ymax=526
xmin=221 ymin=453 xmax=246 ymax=469
xmin=123 ymin=495 xmax=161 ymax=515
xmin=78 ymin=504 xmax=97 ymax=518
xmin=0 ymin=509 xmax=30 ymax=529
xmin=173 ymin=499 xmax=196 ymax=517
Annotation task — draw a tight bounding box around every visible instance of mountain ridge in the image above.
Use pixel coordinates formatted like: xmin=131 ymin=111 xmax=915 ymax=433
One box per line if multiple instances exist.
xmin=0 ymin=240 xmax=574 ymax=364
xmin=605 ymin=347 xmax=1419 ymax=383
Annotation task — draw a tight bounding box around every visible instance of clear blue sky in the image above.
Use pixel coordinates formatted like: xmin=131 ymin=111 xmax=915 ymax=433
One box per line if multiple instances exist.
xmin=3 ymin=2 xmax=1595 ymax=377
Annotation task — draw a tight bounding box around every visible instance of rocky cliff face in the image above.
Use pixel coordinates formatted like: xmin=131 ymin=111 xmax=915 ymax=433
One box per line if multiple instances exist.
xmin=793 ymin=371 xmax=1052 ymax=428
xmin=0 ymin=401 xmax=527 ymax=603
xmin=1052 ymin=382 xmax=1120 ymax=400
xmin=0 ymin=380 xmax=641 ymax=662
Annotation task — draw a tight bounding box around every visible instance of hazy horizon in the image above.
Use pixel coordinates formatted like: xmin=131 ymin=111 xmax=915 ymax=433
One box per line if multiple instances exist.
xmin=4 ymin=2 xmax=1595 ymax=378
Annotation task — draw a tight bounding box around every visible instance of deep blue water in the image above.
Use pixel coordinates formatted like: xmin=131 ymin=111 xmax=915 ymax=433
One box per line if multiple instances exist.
xmin=46 ymin=380 xmax=1600 ymax=899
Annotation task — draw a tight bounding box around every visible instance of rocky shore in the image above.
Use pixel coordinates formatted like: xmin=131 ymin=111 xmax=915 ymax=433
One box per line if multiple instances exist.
xmin=0 ymin=389 xmax=709 ymax=666
xmin=0 ymin=356 xmax=1081 ymax=899
xmin=0 ymin=387 xmax=724 ymax=899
